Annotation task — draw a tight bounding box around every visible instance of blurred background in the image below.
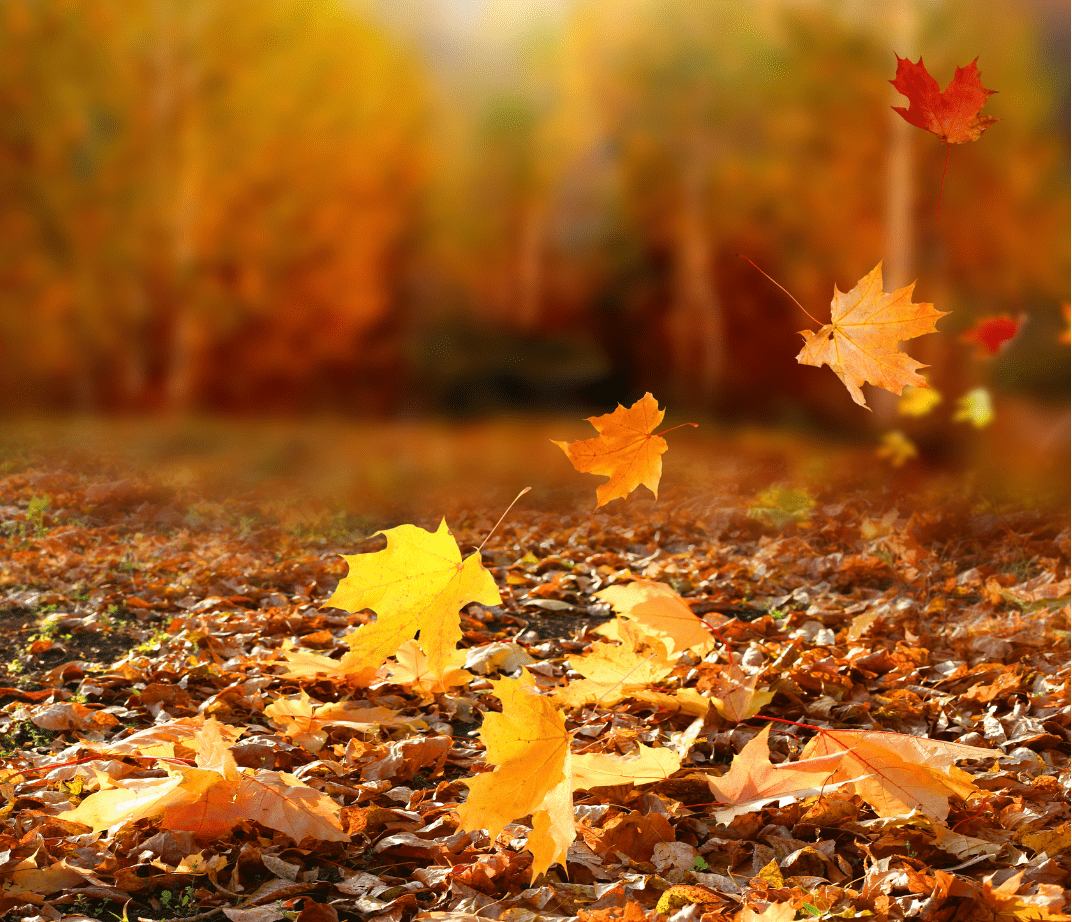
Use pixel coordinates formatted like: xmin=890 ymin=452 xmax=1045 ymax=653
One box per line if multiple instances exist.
xmin=0 ymin=0 xmax=1068 ymax=504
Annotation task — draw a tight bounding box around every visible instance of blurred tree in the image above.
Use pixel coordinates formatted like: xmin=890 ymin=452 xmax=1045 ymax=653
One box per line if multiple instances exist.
xmin=0 ymin=0 xmax=426 ymax=412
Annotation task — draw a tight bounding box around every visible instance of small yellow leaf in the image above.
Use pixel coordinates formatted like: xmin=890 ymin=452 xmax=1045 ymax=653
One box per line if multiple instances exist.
xmin=953 ymin=387 xmax=994 ymax=428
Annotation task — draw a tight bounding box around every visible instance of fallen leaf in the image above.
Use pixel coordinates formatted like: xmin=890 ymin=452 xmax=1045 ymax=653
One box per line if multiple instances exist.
xmin=553 ymin=393 xmax=676 ymax=506
xmin=706 ymin=724 xmax=846 ymax=823
xmin=326 ymin=519 xmax=501 ymax=684
xmin=796 ymin=263 xmax=947 ymax=408
xmin=800 ymin=728 xmax=994 ymax=820
xmin=705 ymin=664 xmax=774 ymax=722
xmin=387 ymin=640 xmax=473 ymax=694
xmin=554 ymin=622 xmax=675 ymax=708
xmin=891 ymin=56 xmax=999 ymax=144
xmin=594 ymin=579 xmax=714 ymax=656
xmin=456 ymin=673 xmax=680 ymax=881
xmin=59 ymin=718 xmax=347 ymax=843
xmin=265 ymin=690 xmax=423 ymax=752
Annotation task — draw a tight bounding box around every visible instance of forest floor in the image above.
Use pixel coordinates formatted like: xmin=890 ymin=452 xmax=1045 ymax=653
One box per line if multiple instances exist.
xmin=0 ymin=418 xmax=1067 ymax=922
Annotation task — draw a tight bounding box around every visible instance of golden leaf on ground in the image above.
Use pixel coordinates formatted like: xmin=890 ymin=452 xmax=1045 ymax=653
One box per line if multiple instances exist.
xmin=326 ymin=519 xmax=501 ymax=685
xmin=554 ymin=622 xmax=674 ymax=709
xmin=595 ymin=579 xmax=714 ymax=656
xmin=553 ymin=393 xmax=674 ymax=506
xmin=265 ymin=690 xmax=424 ymax=752
xmin=387 ymin=640 xmax=473 ymax=694
xmin=456 ymin=673 xmax=680 ymax=881
xmin=706 ymin=664 xmax=774 ymax=722
xmin=796 ymin=263 xmax=947 ymax=409
xmin=800 ymin=728 xmax=994 ymax=820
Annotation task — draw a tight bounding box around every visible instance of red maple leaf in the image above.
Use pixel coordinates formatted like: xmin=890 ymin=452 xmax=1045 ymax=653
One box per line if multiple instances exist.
xmin=891 ymin=55 xmax=998 ymax=215
xmin=961 ymin=314 xmax=1022 ymax=356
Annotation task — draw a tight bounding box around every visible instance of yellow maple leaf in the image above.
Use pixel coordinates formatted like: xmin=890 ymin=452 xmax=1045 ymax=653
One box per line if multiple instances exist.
xmin=554 ymin=622 xmax=675 ymax=709
xmin=554 ymin=393 xmax=686 ymax=506
xmin=796 ymin=263 xmax=947 ymax=409
xmin=326 ymin=519 xmax=501 ymax=685
xmin=594 ymin=579 xmax=714 ymax=657
xmin=705 ymin=664 xmax=774 ymax=723
xmin=456 ymin=673 xmax=680 ymax=881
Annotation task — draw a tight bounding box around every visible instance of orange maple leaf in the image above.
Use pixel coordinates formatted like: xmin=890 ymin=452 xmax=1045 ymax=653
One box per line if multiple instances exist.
xmin=456 ymin=673 xmax=679 ymax=881
xmin=796 ymin=262 xmax=947 ymax=409
xmin=800 ymin=728 xmax=994 ymax=820
xmin=58 ymin=718 xmax=347 ymax=843
xmin=323 ymin=519 xmax=501 ymax=685
xmin=706 ymin=724 xmax=846 ymax=822
xmin=553 ymin=393 xmax=692 ymax=507
xmin=594 ymin=579 xmax=715 ymax=657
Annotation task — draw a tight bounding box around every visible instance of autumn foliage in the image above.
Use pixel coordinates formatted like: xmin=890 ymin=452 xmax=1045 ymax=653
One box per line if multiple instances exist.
xmin=0 ymin=8 xmax=1068 ymax=922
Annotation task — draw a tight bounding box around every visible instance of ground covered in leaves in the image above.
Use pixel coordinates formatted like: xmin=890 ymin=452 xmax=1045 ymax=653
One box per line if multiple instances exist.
xmin=0 ymin=425 xmax=1067 ymax=922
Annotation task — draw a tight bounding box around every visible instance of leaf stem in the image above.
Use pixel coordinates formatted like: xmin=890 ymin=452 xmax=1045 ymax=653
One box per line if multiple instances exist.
xmin=738 ymin=255 xmax=823 ymax=327
xmin=474 ymin=486 xmax=531 ymax=556
xmin=653 ymin=422 xmax=699 ymax=438
xmin=938 ymin=141 xmax=950 ymax=219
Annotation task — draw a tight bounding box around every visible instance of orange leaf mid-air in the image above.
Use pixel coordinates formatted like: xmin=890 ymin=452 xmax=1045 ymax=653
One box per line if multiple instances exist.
xmin=796 ymin=262 xmax=947 ymax=409
xmin=891 ymin=56 xmax=998 ymax=144
xmin=456 ymin=673 xmax=679 ymax=880
xmin=324 ymin=519 xmax=501 ymax=685
xmin=553 ymin=393 xmax=692 ymax=507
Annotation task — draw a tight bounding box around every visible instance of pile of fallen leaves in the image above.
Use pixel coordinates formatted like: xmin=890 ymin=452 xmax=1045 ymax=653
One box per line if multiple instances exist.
xmin=0 ymin=430 xmax=1066 ymax=922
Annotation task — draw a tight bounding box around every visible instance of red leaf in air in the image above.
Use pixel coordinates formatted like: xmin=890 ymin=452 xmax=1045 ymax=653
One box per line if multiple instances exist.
xmin=961 ymin=314 xmax=1022 ymax=356
xmin=891 ymin=56 xmax=998 ymax=144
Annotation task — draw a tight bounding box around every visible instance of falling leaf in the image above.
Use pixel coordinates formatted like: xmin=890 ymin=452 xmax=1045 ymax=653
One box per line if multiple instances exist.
xmin=898 ymin=379 xmax=942 ymax=417
xmin=953 ymin=387 xmax=994 ymax=428
xmin=455 ymin=673 xmax=574 ymax=880
xmin=799 ymin=728 xmax=994 ymax=820
xmin=961 ymin=313 xmax=1023 ymax=356
xmin=796 ymin=263 xmax=947 ymax=409
xmin=456 ymin=673 xmax=680 ymax=881
xmin=326 ymin=519 xmax=501 ymax=684
xmin=553 ymin=393 xmax=680 ymax=506
xmin=877 ymin=430 xmax=918 ymax=467
xmin=594 ymin=579 xmax=714 ymax=656
xmin=891 ymin=56 xmax=999 ymax=144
